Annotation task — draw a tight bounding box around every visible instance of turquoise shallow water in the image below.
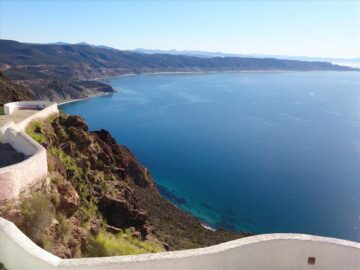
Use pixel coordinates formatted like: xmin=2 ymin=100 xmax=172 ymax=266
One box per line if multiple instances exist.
xmin=61 ymin=71 xmax=360 ymax=242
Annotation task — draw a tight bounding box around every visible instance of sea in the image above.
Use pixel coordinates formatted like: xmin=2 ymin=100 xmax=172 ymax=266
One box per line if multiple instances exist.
xmin=61 ymin=71 xmax=360 ymax=242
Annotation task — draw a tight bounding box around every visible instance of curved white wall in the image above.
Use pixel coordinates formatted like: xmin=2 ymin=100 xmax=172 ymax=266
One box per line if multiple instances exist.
xmin=0 ymin=128 xmax=47 ymax=200
xmin=4 ymin=101 xmax=54 ymax=115
xmin=11 ymin=102 xmax=59 ymax=132
xmin=0 ymin=101 xmax=58 ymax=201
xmin=0 ymin=218 xmax=359 ymax=270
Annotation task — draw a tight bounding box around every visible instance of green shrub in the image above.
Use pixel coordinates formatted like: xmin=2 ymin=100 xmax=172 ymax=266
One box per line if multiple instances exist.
xmin=58 ymin=213 xmax=72 ymax=242
xmin=85 ymin=228 xmax=164 ymax=257
xmin=0 ymin=105 xmax=4 ymax=115
xmin=26 ymin=120 xmax=47 ymax=143
xmin=49 ymin=147 xmax=83 ymax=176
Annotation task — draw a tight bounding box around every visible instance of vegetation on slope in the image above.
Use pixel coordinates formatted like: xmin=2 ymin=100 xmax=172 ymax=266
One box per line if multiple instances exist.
xmin=0 ymin=113 xmax=245 ymax=258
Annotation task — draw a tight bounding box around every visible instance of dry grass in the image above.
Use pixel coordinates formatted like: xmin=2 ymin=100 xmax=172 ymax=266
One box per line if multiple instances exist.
xmin=20 ymin=192 xmax=55 ymax=244
xmin=85 ymin=228 xmax=164 ymax=257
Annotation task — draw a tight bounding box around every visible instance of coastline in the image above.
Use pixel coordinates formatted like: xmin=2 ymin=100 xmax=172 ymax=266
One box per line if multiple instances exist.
xmin=58 ymin=92 xmax=113 ymax=106
xmin=97 ymin=70 xmax=291 ymax=81
xmin=59 ymin=69 xmax=357 ymax=105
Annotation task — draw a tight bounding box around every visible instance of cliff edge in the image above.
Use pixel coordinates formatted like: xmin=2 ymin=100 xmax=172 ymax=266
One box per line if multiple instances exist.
xmin=0 ymin=113 xmax=244 ymax=258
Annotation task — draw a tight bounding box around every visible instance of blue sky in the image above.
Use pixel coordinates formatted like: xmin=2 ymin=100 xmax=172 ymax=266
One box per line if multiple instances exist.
xmin=0 ymin=0 xmax=359 ymax=58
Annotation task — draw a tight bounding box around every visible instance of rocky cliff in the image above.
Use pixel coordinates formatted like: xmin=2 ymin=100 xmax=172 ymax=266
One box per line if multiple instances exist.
xmin=0 ymin=72 xmax=32 ymax=104
xmin=0 ymin=114 xmax=244 ymax=258
xmin=18 ymin=79 xmax=115 ymax=102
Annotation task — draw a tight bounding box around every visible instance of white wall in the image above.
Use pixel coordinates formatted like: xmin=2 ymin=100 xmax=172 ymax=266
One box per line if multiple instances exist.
xmin=4 ymin=101 xmax=54 ymax=115
xmin=0 ymin=129 xmax=47 ymax=200
xmin=14 ymin=103 xmax=59 ymax=132
xmin=0 ymin=101 xmax=58 ymax=201
xmin=0 ymin=218 xmax=359 ymax=270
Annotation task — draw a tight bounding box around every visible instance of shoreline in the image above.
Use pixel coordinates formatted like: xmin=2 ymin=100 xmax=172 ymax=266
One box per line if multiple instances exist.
xmin=95 ymin=69 xmax=358 ymax=82
xmin=97 ymin=70 xmax=298 ymax=82
xmin=58 ymin=92 xmax=113 ymax=106
xmin=59 ymin=69 xmax=353 ymax=105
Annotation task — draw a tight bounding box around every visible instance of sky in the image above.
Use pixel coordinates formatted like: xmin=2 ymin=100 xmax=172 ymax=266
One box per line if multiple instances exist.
xmin=0 ymin=0 xmax=359 ymax=58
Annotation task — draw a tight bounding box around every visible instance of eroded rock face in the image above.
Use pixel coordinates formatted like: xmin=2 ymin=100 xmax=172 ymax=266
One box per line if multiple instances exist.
xmin=0 ymin=113 xmax=245 ymax=259
xmin=62 ymin=116 xmax=89 ymax=131
xmin=57 ymin=183 xmax=80 ymax=217
xmin=48 ymin=115 xmax=155 ymax=238
xmin=0 ymin=71 xmax=32 ymax=103
xmin=99 ymin=194 xmax=148 ymax=229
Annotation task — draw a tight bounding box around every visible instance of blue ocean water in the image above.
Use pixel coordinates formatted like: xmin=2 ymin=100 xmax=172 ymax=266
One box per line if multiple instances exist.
xmin=61 ymin=72 xmax=360 ymax=242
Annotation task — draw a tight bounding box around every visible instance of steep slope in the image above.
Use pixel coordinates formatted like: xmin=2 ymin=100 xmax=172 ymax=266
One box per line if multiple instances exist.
xmin=0 ymin=71 xmax=32 ymax=104
xmin=0 ymin=114 xmax=244 ymax=258
xmin=20 ymin=79 xmax=115 ymax=102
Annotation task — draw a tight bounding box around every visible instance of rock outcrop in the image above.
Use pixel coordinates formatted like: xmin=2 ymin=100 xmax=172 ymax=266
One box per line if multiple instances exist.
xmin=0 ymin=72 xmax=32 ymax=104
xmin=0 ymin=113 xmax=245 ymax=258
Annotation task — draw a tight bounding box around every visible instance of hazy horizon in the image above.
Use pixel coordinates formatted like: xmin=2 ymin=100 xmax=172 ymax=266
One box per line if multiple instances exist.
xmin=0 ymin=0 xmax=359 ymax=58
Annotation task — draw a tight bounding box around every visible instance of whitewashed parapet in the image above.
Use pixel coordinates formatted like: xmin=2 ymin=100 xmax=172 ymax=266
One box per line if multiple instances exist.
xmin=4 ymin=101 xmax=53 ymax=115
xmin=0 ymin=218 xmax=359 ymax=270
xmin=11 ymin=102 xmax=59 ymax=132
xmin=0 ymin=128 xmax=47 ymax=200
xmin=0 ymin=101 xmax=59 ymax=201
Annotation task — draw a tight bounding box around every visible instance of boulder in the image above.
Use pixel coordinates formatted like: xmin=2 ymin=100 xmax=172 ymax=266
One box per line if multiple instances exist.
xmin=62 ymin=116 xmax=89 ymax=131
xmin=99 ymin=194 xmax=148 ymax=229
xmin=57 ymin=183 xmax=80 ymax=217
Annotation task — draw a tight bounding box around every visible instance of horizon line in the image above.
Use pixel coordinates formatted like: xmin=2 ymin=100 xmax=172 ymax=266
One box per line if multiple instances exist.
xmin=1 ymin=38 xmax=359 ymax=60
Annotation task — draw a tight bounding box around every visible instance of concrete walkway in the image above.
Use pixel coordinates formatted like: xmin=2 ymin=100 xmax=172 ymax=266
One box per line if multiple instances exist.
xmin=0 ymin=143 xmax=26 ymax=167
xmin=0 ymin=110 xmax=37 ymax=127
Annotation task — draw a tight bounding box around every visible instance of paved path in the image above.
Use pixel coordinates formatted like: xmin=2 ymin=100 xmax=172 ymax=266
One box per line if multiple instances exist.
xmin=0 ymin=110 xmax=37 ymax=127
xmin=0 ymin=143 xmax=26 ymax=168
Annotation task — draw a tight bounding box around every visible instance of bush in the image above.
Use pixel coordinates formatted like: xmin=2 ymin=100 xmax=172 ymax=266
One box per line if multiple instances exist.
xmin=84 ymin=228 xmax=164 ymax=257
xmin=58 ymin=213 xmax=72 ymax=242
xmin=26 ymin=120 xmax=47 ymax=143
xmin=20 ymin=193 xmax=55 ymax=243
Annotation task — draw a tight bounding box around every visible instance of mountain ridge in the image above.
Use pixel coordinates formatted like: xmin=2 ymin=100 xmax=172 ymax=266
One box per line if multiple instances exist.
xmin=0 ymin=39 xmax=357 ymax=102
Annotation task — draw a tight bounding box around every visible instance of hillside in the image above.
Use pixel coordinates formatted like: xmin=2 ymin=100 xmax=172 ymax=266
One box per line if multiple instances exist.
xmin=0 ymin=39 xmax=356 ymax=102
xmin=0 ymin=72 xmax=32 ymax=104
xmin=0 ymin=113 xmax=243 ymax=258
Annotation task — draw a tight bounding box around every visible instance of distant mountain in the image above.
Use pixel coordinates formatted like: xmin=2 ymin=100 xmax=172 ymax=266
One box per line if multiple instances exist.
xmin=47 ymin=41 xmax=72 ymax=46
xmin=134 ymin=49 xmax=360 ymax=68
xmin=134 ymin=48 xmax=243 ymax=58
xmin=1 ymin=39 xmax=355 ymax=77
xmin=0 ymin=39 xmax=357 ymax=102
xmin=47 ymin=41 xmax=116 ymax=50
